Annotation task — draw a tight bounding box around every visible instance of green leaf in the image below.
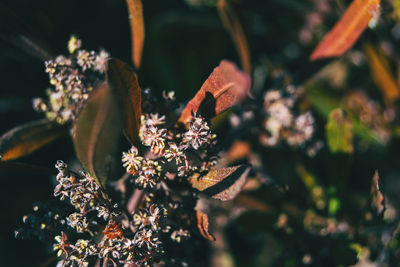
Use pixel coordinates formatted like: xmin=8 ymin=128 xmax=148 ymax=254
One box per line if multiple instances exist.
xmin=189 ymin=165 xmax=250 ymax=201
xmin=326 ymin=108 xmax=354 ymax=153
xmin=107 ymin=58 xmax=142 ymax=147
xmin=73 ymin=83 xmax=124 ymax=186
xmin=306 ymin=80 xmax=385 ymax=146
xmin=0 ymin=119 xmax=67 ymax=161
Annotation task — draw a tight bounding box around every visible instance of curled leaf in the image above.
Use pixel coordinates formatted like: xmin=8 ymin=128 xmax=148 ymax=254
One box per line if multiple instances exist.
xmin=196 ymin=210 xmax=215 ymax=241
xmin=189 ymin=165 xmax=250 ymax=201
xmin=370 ymin=170 xmax=385 ymax=216
xmin=126 ymin=0 xmax=145 ymax=69
xmin=364 ymin=44 xmax=400 ymax=103
xmin=178 ymin=60 xmax=251 ymax=125
xmin=73 ymin=84 xmax=124 ymax=186
xmin=107 ymin=58 xmax=142 ymax=146
xmin=326 ymin=108 xmax=354 ymax=153
xmin=0 ymin=119 xmax=67 ymax=161
xmin=310 ymin=0 xmax=380 ymax=61
xmin=217 ymin=0 xmax=251 ymax=74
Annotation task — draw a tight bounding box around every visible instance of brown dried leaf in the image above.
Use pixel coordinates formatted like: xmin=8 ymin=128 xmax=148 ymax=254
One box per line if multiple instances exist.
xmin=126 ymin=0 xmax=145 ymax=69
xmin=0 ymin=119 xmax=67 ymax=161
xmin=73 ymin=84 xmax=123 ymax=186
xmin=107 ymin=58 xmax=142 ymax=146
xmin=371 ymin=170 xmax=385 ymax=216
xmin=189 ymin=165 xmax=250 ymax=201
xmin=196 ymin=210 xmax=215 ymax=241
xmin=217 ymin=0 xmax=251 ymax=74
xmin=178 ymin=60 xmax=251 ymax=125
xmin=310 ymin=0 xmax=380 ymax=61
xmin=364 ymin=44 xmax=400 ymax=103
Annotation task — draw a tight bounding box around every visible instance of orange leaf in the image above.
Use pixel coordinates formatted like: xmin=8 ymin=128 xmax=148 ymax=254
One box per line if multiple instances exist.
xmin=189 ymin=165 xmax=250 ymax=201
xmin=226 ymin=140 xmax=250 ymax=163
xmin=217 ymin=0 xmax=251 ymax=74
xmin=310 ymin=0 xmax=380 ymax=61
xmin=0 ymin=119 xmax=67 ymax=161
xmin=126 ymin=0 xmax=145 ymax=69
xmin=364 ymin=44 xmax=400 ymax=103
xmin=178 ymin=60 xmax=251 ymax=125
xmin=196 ymin=210 xmax=215 ymax=241
xmin=107 ymin=59 xmax=142 ymax=146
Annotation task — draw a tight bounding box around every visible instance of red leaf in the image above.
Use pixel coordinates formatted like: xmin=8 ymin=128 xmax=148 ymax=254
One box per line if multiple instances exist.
xmin=178 ymin=60 xmax=251 ymax=125
xmin=126 ymin=0 xmax=145 ymax=69
xmin=107 ymin=59 xmax=142 ymax=147
xmin=196 ymin=210 xmax=215 ymax=241
xmin=310 ymin=0 xmax=380 ymax=61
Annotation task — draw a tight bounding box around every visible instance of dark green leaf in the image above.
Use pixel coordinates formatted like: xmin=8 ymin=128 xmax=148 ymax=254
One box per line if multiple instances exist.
xmin=106 ymin=58 xmax=142 ymax=147
xmin=0 ymin=119 xmax=67 ymax=161
xmin=73 ymin=83 xmax=124 ymax=186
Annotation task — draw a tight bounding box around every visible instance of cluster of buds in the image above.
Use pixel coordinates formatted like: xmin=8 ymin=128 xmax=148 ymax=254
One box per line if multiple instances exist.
xmin=119 ymin=111 xmax=220 ymax=263
xmin=260 ymin=85 xmax=315 ymax=147
xmin=14 ymin=201 xmax=71 ymax=242
xmin=33 ymin=36 xmax=109 ymax=124
xmin=51 ymin=161 xmax=170 ymax=266
xmin=123 ymin=112 xmax=217 ymax=190
xmin=49 ymin=108 xmax=218 ymax=266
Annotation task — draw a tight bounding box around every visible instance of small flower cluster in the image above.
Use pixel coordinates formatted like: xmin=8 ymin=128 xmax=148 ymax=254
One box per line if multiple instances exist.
xmin=121 ymin=112 xmax=219 ymax=264
xmin=260 ymin=85 xmax=315 ymax=147
xmin=33 ymin=36 xmax=109 ymax=124
xmin=123 ymin=112 xmax=217 ymax=190
xmin=51 ymin=161 xmax=168 ymax=266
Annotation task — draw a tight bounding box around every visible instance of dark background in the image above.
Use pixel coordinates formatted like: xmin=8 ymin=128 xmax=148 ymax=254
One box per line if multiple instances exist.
xmin=2 ymin=0 xmax=397 ymax=266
